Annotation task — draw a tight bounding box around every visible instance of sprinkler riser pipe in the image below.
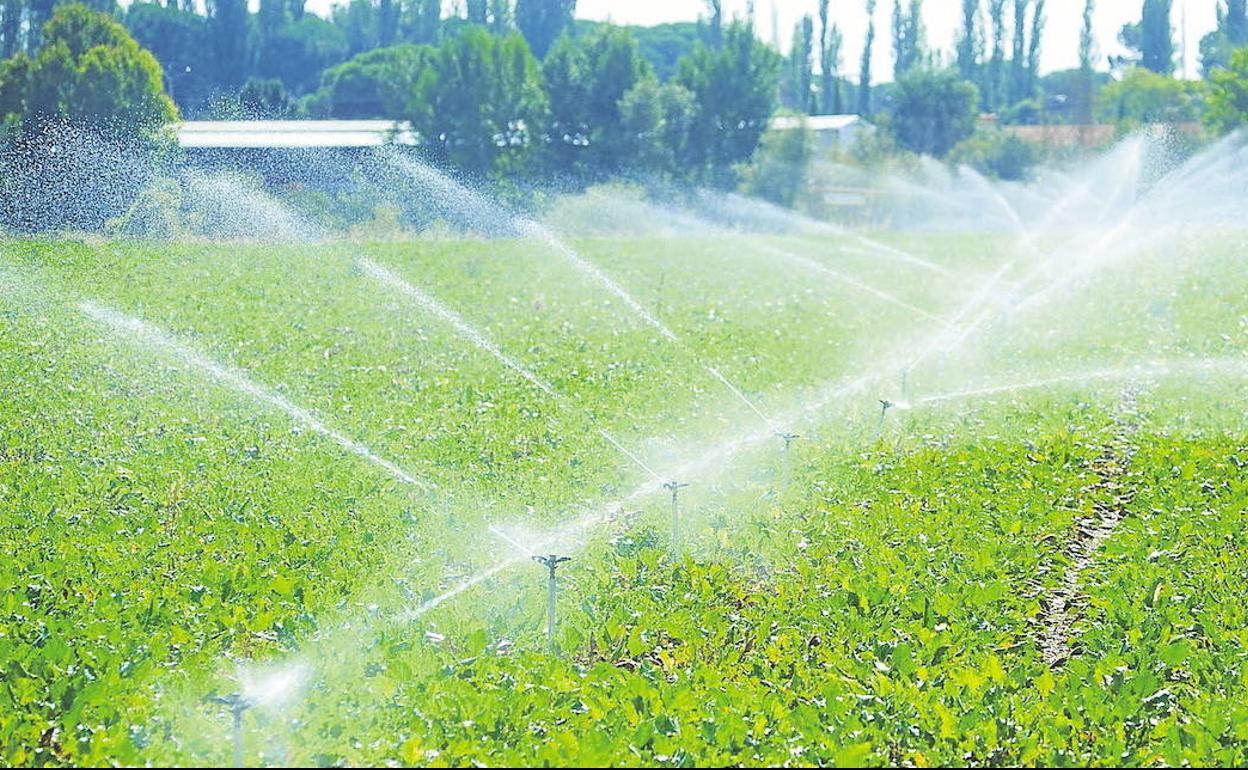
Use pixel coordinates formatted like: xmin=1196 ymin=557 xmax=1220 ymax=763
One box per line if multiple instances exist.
xmin=232 ymin=707 xmax=244 ymax=769
xmin=875 ymin=400 xmax=894 ymax=437
xmin=777 ymin=433 xmax=799 ymax=492
xmin=663 ymin=482 xmax=689 ymax=558
xmin=546 ymin=561 xmax=557 ymax=652
xmin=671 ymin=488 xmax=680 ymax=556
xmin=533 ymin=555 xmax=570 ymax=654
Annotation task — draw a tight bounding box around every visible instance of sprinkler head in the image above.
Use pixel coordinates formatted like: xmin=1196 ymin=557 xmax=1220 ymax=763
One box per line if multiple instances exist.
xmin=879 ymin=399 xmax=895 ymax=413
xmin=208 ymin=692 xmax=255 ymax=715
xmin=776 ymin=431 xmax=800 ymax=449
xmin=533 ymin=554 xmax=571 ymax=570
xmin=663 ymin=480 xmax=690 ymax=493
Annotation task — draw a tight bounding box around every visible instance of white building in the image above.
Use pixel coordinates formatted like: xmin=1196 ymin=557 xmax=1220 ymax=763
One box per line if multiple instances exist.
xmin=768 ymin=114 xmax=875 ymax=152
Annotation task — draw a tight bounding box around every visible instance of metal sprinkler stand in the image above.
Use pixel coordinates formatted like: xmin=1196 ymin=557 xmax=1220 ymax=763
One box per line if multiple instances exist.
xmin=876 ymin=399 xmax=895 ymax=436
xmin=777 ymin=431 xmax=800 ymax=452
xmin=532 ymin=554 xmax=571 ymax=653
xmin=208 ymin=692 xmax=255 ymax=769
xmin=663 ymin=480 xmax=690 ymax=556
xmin=776 ymin=432 xmax=800 ymax=491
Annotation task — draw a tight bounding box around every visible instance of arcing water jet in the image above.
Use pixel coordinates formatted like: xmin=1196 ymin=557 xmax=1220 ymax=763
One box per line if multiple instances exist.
xmin=360 ymin=256 xmax=667 ymax=485
xmin=376 ymin=152 xmax=780 ymax=430
xmin=78 ymin=300 xmax=430 ymax=491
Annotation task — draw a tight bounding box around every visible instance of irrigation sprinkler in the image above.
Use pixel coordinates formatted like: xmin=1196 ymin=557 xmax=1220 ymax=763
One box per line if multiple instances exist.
xmin=208 ymin=692 xmax=255 ymax=768
xmin=663 ymin=480 xmax=691 ymax=556
xmin=532 ymin=554 xmax=571 ymax=653
xmin=876 ymin=399 xmax=895 ymax=437
xmin=776 ymin=432 xmax=800 ymax=491
xmin=901 ymin=369 xmax=909 ymax=401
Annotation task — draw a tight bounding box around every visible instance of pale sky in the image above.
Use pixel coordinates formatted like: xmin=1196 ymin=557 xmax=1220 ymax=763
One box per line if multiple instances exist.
xmin=297 ymin=1 xmax=1218 ymax=80
xmin=574 ymin=0 xmax=1216 ymax=79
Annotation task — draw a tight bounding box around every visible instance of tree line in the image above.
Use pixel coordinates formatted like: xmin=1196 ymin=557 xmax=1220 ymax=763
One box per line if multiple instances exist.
xmin=2 ymin=0 xmax=1248 ymax=190
xmin=773 ymin=0 xmax=1248 ymax=170
xmin=0 ymin=1 xmax=791 ymax=186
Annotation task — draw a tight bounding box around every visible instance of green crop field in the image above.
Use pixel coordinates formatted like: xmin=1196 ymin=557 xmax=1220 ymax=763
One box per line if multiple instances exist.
xmin=2 ymin=220 xmax=1247 ymax=767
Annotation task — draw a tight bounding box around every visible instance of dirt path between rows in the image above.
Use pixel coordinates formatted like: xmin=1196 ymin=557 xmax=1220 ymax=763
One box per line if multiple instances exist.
xmin=1038 ymin=385 xmax=1144 ymax=667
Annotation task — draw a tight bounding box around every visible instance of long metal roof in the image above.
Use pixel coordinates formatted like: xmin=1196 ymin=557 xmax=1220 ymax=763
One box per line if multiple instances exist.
xmin=177 ymin=120 xmax=419 ymax=148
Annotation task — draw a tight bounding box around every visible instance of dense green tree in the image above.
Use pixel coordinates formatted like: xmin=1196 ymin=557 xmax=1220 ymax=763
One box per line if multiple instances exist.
xmin=702 ymin=0 xmax=722 ymax=47
xmin=1076 ymin=0 xmax=1096 ymax=122
xmin=1204 ymin=45 xmax=1248 ymax=132
xmin=27 ymin=0 xmax=57 ymax=51
xmin=259 ymin=0 xmax=287 ymax=44
xmin=858 ymin=0 xmax=875 ymax=115
xmin=124 ymin=2 xmax=213 ymax=110
xmin=378 ymin=0 xmax=399 ymax=46
xmin=306 ymin=43 xmax=432 ymax=118
xmin=986 ymin=0 xmax=1005 ymax=109
xmin=2 ymin=0 xmax=23 ymax=58
xmin=743 ymin=122 xmax=811 ymax=206
xmin=676 ymin=19 xmax=781 ymax=186
xmin=257 ymin=14 xmax=348 ymax=94
xmin=239 ymin=75 xmax=292 ymax=116
xmin=331 ymin=0 xmax=377 ymax=55
xmin=1199 ymin=0 xmax=1247 ymax=75
xmin=404 ymin=0 xmax=441 ymax=45
xmin=1 ymin=5 xmax=175 ymax=232
xmin=541 ymin=31 xmax=589 ymax=172
xmin=624 ymin=21 xmax=700 ymax=81
xmin=1009 ymin=0 xmax=1029 ymax=102
xmin=1142 ymin=0 xmax=1174 ymax=74
xmin=1096 ymin=65 xmax=1201 ymax=126
xmin=818 ymin=0 xmax=842 ymax=114
xmin=618 ymin=75 xmax=694 ymax=177
xmin=1036 ymin=66 xmax=1110 ymax=122
xmin=580 ymin=27 xmax=647 ymax=167
xmin=889 ymin=67 xmax=978 ymax=156
xmin=2 ymin=3 xmax=177 ymax=136
xmin=785 ymin=14 xmax=813 ymax=112
xmin=207 ymin=0 xmax=249 ymax=89
xmin=1026 ymin=0 xmax=1044 ymax=96
xmin=415 ymin=26 xmax=546 ymax=175
xmin=891 ymin=0 xmax=924 ymax=78
xmin=1140 ymin=0 xmax=1173 ymax=74
xmin=515 ymin=0 xmax=574 ymax=58
xmin=489 ymin=0 xmax=510 ymax=35
xmin=542 ymin=26 xmax=648 ymax=174
xmin=949 ymin=127 xmax=1037 ymax=179
xmin=956 ymin=0 xmax=981 ymax=83
xmin=0 ymin=49 xmax=29 ymax=132
xmin=1119 ymin=0 xmax=1173 ymax=74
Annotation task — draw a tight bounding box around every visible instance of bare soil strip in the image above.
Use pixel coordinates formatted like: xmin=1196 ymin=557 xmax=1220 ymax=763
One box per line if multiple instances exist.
xmin=1038 ymin=386 xmax=1143 ymax=667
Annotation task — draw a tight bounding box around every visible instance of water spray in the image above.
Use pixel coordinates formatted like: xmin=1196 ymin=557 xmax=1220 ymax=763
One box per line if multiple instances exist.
xmin=375 ymin=155 xmax=787 ymax=432
xmin=663 ymin=480 xmax=691 ymax=557
xmin=532 ymin=554 xmax=571 ymax=653
xmin=79 ymin=301 xmax=430 ymax=491
xmin=756 ymin=243 xmax=954 ymax=330
xmin=360 ymin=258 xmax=670 ymax=486
xmin=207 ymin=692 xmax=254 ymax=768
